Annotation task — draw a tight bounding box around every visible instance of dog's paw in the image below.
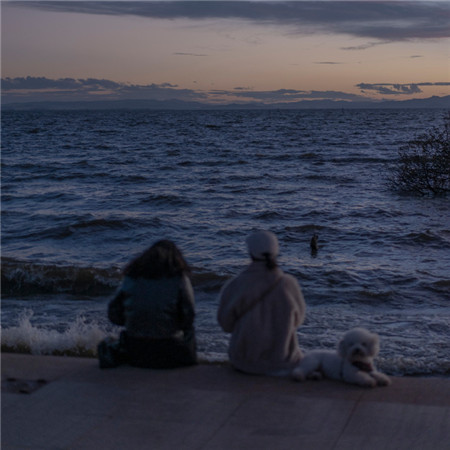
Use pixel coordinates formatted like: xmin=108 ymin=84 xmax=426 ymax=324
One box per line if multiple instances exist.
xmin=355 ymin=375 xmax=377 ymax=388
xmin=291 ymin=367 xmax=306 ymax=382
xmin=374 ymin=373 xmax=391 ymax=387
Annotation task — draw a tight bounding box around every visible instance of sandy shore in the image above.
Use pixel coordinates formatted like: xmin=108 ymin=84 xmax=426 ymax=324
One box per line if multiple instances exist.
xmin=2 ymin=352 xmax=449 ymax=449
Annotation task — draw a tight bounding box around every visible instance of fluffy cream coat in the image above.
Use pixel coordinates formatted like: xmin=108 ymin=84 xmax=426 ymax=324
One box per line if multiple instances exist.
xmin=292 ymin=328 xmax=391 ymax=387
xmin=218 ymin=261 xmax=306 ymax=375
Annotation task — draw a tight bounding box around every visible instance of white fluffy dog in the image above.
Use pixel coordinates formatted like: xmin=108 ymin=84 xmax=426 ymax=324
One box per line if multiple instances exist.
xmin=292 ymin=328 xmax=391 ymax=387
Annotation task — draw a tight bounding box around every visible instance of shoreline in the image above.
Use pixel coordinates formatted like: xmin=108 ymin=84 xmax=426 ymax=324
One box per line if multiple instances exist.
xmin=2 ymin=352 xmax=450 ymax=449
xmin=2 ymin=348 xmax=449 ymax=379
xmin=3 ymin=296 xmax=449 ymax=379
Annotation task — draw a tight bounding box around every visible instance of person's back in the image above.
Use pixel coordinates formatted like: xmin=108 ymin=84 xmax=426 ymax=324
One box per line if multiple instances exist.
xmin=99 ymin=240 xmax=197 ymax=369
xmin=120 ymin=274 xmax=192 ymax=340
xmin=217 ymin=231 xmax=306 ymax=376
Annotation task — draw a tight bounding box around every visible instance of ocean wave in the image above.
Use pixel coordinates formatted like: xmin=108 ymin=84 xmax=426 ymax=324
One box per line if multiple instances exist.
xmin=1 ymin=310 xmax=112 ymax=357
xmin=2 ymin=191 xmax=79 ymax=205
xmin=303 ymin=174 xmax=354 ymax=183
xmin=398 ymin=231 xmax=450 ymax=248
xmin=376 ymin=355 xmax=450 ymax=377
xmin=329 ymin=156 xmax=391 ymax=164
xmin=121 ymin=174 xmax=149 ymax=182
xmin=1 ymin=258 xmax=121 ymax=297
xmin=285 ymin=224 xmax=328 ymax=233
xmin=1 ymin=161 xmax=41 ymax=170
xmin=299 ymin=152 xmax=320 ymax=159
xmin=178 ymin=160 xmax=194 ymax=167
xmin=355 ymin=288 xmax=395 ymax=303
xmin=140 ymin=193 xmax=192 ymax=207
xmin=348 ymin=206 xmax=404 ymax=219
xmin=422 ymin=279 xmax=450 ymax=298
xmin=430 ymin=279 xmax=450 ymax=290
xmin=26 ymin=127 xmax=43 ymax=134
xmin=71 ymin=218 xmax=136 ymax=231
xmin=50 ymin=171 xmax=110 ymax=181
xmin=0 ymin=309 xmax=228 ymax=362
xmin=24 ymin=214 xmax=161 ymax=241
xmin=190 ymin=270 xmax=230 ymax=292
xmin=204 ymin=124 xmax=223 ymax=130
xmin=253 ymin=211 xmax=286 ymax=220
xmin=94 ymin=143 xmax=115 ymax=150
xmin=1 ymin=258 xmax=229 ymax=298
xmin=93 ymin=128 xmax=119 ymax=135
xmin=2 ymin=301 xmax=449 ymax=376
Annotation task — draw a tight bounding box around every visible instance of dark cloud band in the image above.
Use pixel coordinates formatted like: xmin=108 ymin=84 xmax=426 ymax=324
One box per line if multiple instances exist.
xmin=357 ymin=82 xmax=450 ymax=96
xmin=14 ymin=1 xmax=450 ymax=41
xmin=3 ymin=76 xmax=449 ymax=104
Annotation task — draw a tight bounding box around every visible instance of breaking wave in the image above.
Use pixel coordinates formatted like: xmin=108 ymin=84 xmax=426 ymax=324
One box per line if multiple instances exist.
xmin=1 ymin=258 xmax=121 ymax=297
xmin=1 ymin=310 xmax=112 ymax=357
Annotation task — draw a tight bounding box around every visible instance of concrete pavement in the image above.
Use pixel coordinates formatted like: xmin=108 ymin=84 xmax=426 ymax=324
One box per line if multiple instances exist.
xmin=2 ymin=353 xmax=449 ymax=449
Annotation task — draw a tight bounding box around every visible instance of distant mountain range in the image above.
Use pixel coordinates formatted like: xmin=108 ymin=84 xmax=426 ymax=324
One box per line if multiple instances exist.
xmin=2 ymin=95 xmax=449 ymax=111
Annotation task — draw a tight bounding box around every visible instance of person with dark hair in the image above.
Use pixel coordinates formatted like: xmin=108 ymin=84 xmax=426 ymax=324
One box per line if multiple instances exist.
xmin=98 ymin=240 xmax=197 ymax=369
xmin=217 ymin=230 xmax=305 ymax=376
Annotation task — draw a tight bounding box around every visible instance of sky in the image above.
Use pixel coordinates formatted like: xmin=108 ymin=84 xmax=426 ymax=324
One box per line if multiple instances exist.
xmin=1 ymin=0 xmax=450 ymax=105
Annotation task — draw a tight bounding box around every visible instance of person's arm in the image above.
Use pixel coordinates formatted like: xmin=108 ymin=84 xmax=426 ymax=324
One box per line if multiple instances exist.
xmin=108 ymin=289 xmax=128 ymax=326
xmin=217 ymin=280 xmax=238 ymax=333
xmin=287 ymin=275 xmax=306 ymax=326
xmin=178 ymin=275 xmax=195 ymax=331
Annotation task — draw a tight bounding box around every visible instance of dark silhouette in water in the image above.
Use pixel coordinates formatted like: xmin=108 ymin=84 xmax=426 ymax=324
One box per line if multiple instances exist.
xmin=310 ymin=234 xmax=319 ymax=255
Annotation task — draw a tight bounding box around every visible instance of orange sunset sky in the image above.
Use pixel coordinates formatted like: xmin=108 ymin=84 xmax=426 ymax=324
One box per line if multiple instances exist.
xmin=2 ymin=0 xmax=449 ymax=106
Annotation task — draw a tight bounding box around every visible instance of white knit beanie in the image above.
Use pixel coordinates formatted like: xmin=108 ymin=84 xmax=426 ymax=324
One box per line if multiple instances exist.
xmin=246 ymin=230 xmax=279 ymax=260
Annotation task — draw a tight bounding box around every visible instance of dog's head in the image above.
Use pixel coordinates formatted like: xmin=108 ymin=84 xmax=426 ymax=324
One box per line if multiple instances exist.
xmin=338 ymin=328 xmax=380 ymax=363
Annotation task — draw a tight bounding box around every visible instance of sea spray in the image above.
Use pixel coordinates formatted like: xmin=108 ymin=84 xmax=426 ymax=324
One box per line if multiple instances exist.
xmin=1 ymin=309 xmax=229 ymax=364
xmin=1 ymin=309 xmax=118 ymax=357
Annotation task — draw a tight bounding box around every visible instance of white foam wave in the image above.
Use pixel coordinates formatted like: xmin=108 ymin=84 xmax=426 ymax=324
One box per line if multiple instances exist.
xmin=1 ymin=309 xmax=115 ymax=356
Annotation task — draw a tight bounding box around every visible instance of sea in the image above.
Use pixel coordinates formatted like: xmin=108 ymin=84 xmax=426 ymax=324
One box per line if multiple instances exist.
xmin=1 ymin=108 xmax=449 ymax=376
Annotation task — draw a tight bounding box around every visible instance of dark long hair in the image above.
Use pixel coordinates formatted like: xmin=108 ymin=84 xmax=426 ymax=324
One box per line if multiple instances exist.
xmin=123 ymin=240 xmax=190 ymax=280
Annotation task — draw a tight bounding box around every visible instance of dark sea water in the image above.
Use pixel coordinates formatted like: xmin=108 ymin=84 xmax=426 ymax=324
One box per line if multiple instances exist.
xmin=1 ymin=109 xmax=449 ymax=376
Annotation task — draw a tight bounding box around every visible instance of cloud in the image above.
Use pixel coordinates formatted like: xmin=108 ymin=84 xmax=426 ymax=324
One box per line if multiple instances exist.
xmin=1 ymin=76 xmax=123 ymax=91
xmin=341 ymin=41 xmax=391 ymax=51
xmin=173 ymin=52 xmax=208 ymax=57
xmin=1 ymin=76 xmax=206 ymax=102
xmin=314 ymin=61 xmax=344 ymax=65
xmin=356 ymin=82 xmax=450 ymax=95
xmin=15 ymin=1 xmax=450 ymax=41
xmin=3 ymin=76 xmax=449 ymax=105
xmin=211 ymin=87 xmax=366 ymax=102
xmin=2 ymin=76 xmax=367 ymax=104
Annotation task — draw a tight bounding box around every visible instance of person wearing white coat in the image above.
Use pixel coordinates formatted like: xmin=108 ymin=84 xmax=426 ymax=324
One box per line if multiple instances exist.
xmin=218 ymin=230 xmax=306 ymax=376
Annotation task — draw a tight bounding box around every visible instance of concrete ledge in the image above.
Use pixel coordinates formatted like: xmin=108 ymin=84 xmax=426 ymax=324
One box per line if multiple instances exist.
xmin=2 ymin=353 xmax=449 ymax=449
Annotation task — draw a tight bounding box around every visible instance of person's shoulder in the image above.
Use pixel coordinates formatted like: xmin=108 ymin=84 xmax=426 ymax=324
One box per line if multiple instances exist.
xmin=280 ymin=272 xmax=301 ymax=289
xmin=121 ymin=275 xmax=136 ymax=292
xmin=179 ymin=273 xmax=193 ymax=287
xmin=222 ymin=265 xmax=250 ymax=286
xmin=281 ymin=272 xmax=296 ymax=281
